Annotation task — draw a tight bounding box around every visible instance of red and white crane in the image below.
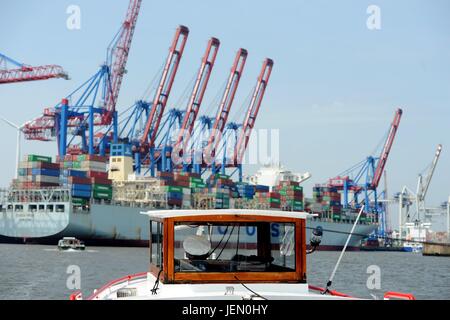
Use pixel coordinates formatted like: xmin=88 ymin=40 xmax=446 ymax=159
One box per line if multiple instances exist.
xmin=102 ymin=0 xmax=142 ymax=125
xmin=21 ymin=0 xmax=142 ymax=150
xmin=140 ymin=25 xmax=189 ymax=151
xmin=0 ymin=53 xmax=68 ymax=84
xmin=172 ymin=37 xmax=220 ymax=158
xmin=371 ymin=108 xmax=403 ymax=189
xmin=204 ymin=48 xmax=247 ymax=161
xmin=233 ymin=58 xmax=274 ymax=166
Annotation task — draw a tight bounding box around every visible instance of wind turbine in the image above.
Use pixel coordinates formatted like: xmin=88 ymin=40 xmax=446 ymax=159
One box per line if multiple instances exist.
xmin=0 ymin=116 xmax=27 ymax=179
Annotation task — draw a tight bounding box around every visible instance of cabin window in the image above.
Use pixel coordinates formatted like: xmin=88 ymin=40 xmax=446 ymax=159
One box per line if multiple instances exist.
xmin=56 ymin=204 xmax=65 ymax=212
xmin=150 ymin=221 xmax=163 ymax=268
xmin=173 ymin=222 xmax=296 ymax=273
xmin=38 ymin=205 xmax=45 ymax=211
xmin=47 ymin=205 xmax=54 ymax=212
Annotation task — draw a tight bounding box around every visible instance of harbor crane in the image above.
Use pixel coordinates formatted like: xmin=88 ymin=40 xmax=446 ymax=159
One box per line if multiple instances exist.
xmin=0 ymin=52 xmax=68 ymax=84
xmin=327 ymin=108 xmax=403 ymax=237
xmin=395 ymin=144 xmax=443 ymax=238
xmin=210 ymin=58 xmax=273 ymax=181
xmin=21 ymin=0 xmax=142 ymax=156
xmin=201 ymin=49 xmax=248 ymax=171
xmin=132 ymin=25 xmax=189 ymax=175
xmin=171 ymin=37 xmax=220 ymax=170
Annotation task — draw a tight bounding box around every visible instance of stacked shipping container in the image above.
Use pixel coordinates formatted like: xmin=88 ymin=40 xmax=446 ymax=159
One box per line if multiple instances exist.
xmin=17 ymin=155 xmax=60 ymax=189
xmin=275 ymin=180 xmax=304 ymax=211
xmin=312 ymin=185 xmax=342 ymax=220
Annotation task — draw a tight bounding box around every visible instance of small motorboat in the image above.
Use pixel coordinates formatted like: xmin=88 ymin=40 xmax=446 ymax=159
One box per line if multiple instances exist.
xmin=69 ymin=209 xmax=415 ymax=300
xmin=58 ymin=237 xmax=86 ymax=251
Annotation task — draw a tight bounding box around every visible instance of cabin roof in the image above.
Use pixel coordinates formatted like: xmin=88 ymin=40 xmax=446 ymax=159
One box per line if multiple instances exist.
xmin=141 ymin=209 xmax=313 ymax=220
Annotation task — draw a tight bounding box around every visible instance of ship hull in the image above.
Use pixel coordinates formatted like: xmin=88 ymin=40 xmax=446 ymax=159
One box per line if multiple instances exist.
xmin=0 ymin=203 xmax=377 ymax=250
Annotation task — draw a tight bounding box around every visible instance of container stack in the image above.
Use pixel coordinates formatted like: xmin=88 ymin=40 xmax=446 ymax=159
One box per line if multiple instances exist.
xmin=206 ymin=174 xmax=236 ymax=209
xmin=235 ymin=182 xmax=256 ymax=200
xmin=157 ymin=171 xmax=191 ymax=208
xmin=275 ymin=181 xmax=304 ymax=211
xmin=17 ymin=155 xmax=60 ymax=189
xmin=174 ymin=172 xmax=193 ymax=208
xmin=253 ymin=185 xmax=280 ymax=209
xmin=58 ymin=154 xmax=112 ymax=202
xmin=60 ymin=168 xmax=91 ymax=202
xmin=312 ymin=185 xmax=342 ymax=219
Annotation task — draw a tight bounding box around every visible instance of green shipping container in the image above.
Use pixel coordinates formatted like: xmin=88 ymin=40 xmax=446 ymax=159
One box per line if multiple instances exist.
xmin=72 ymin=197 xmax=88 ymax=205
xmin=72 ymin=161 xmax=82 ymax=169
xmin=28 ymin=154 xmax=52 ymax=163
xmin=333 ymin=214 xmax=341 ymax=220
xmin=286 ymin=200 xmax=303 ymax=207
xmin=268 ymin=198 xmax=280 ymax=204
xmin=214 ymin=173 xmax=230 ymax=179
xmin=77 ymin=155 xmax=87 ymax=161
xmin=163 ymin=186 xmax=183 ymax=193
xmin=189 ymin=177 xmax=203 ymax=184
xmin=190 ymin=182 xmax=206 ymax=188
xmin=93 ymin=190 xmax=112 ymax=199
xmin=93 ymin=184 xmax=112 ymax=192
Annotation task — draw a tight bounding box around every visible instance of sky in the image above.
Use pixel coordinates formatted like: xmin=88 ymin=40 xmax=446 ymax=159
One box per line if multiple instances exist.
xmin=0 ymin=0 xmax=449 ymax=230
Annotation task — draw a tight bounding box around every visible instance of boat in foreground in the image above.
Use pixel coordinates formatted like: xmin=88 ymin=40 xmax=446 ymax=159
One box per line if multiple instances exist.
xmin=70 ymin=209 xmax=414 ymax=300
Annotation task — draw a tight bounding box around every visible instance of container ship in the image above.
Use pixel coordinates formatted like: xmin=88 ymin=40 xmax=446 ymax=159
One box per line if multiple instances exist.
xmin=0 ymin=155 xmax=377 ymax=250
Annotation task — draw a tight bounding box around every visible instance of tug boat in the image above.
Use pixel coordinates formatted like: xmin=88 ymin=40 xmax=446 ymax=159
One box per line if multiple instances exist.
xmin=57 ymin=237 xmax=86 ymax=251
xmin=69 ymin=209 xmax=414 ymax=300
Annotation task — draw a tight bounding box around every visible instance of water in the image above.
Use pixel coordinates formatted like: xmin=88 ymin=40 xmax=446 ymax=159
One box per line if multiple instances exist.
xmin=0 ymin=243 xmax=449 ymax=300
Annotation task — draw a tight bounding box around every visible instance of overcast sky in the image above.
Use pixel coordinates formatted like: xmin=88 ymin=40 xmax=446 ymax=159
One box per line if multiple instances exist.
xmin=1 ymin=0 xmax=449 ymax=229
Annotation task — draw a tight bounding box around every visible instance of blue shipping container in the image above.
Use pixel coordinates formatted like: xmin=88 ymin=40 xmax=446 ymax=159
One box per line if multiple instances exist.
xmin=71 ymin=184 xmax=92 ymax=192
xmin=31 ymin=168 xmax=60 ymax=177
xmin=62 ymin=169 xmax=87 ymax=178
xmin=167 ymin=192 xmax=183 ymax=200
xmin=71 ymin=189 xmax=91 ymax=199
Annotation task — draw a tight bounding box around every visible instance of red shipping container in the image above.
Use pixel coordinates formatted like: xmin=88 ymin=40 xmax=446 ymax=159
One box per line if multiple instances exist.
xmin=175 ymin=180 xmax=190 ymax=188
xmin=269 ymin=192 xmax=280 ymax=199
xmin=90 ymin=177 xmax=112 ymax=185
xmin=35 ymin=162 xmax=60 ymax=170
xmin=86 ymin=171 xmax=108 ymax=179
xmin=68 ymin=176 xmax=92 ymax=185
xmin=157 ymin=171 xmax=174 ymax=178
xmin=168 ymin=199 xmax=182 ymax=206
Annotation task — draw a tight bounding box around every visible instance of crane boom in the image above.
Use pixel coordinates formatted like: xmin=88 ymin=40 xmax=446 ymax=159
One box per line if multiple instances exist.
xmin=140 ymin=25 xmax=189 ymax=149
xmin=371 ymin=108 xmax=402 ymax=189
xmin=173 ymin=37 xmax=220 ymax=153
xmin=234 ymin=58 xmax=273 ymax=165
xmin=103 ymin=0 xmax=142 ymax=123
xmin=418 ymin=144 xmax=442 ymax=202
xmin=0 ymin=53 xmax=68 ymax=84
xmin=205 ymin=48 xmax=247 ymax=159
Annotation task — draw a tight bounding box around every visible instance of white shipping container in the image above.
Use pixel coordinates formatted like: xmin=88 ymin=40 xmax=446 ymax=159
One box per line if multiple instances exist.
xmin=17 ymin=176 xmax=32 ymax=182
xmin=80 ymin=161 xmax=107 ymax=171
xmin=32 ymin=175 xmax=60 ymax=184
xmin=19 ymin=161 xmax=32 ymax=169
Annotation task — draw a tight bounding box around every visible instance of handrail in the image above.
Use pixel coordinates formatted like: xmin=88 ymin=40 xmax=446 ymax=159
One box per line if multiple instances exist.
xmin=86 ymin=272 xmax=148 ymax=300
xmin=383 ymin=291 xmax=416 ymax=300
xmin=308 ymin=284 xmax=354 ymax=298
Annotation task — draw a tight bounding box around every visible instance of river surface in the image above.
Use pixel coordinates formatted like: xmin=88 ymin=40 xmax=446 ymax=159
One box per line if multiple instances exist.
xmin=0 ymin=243 xmax=449 ymax=300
